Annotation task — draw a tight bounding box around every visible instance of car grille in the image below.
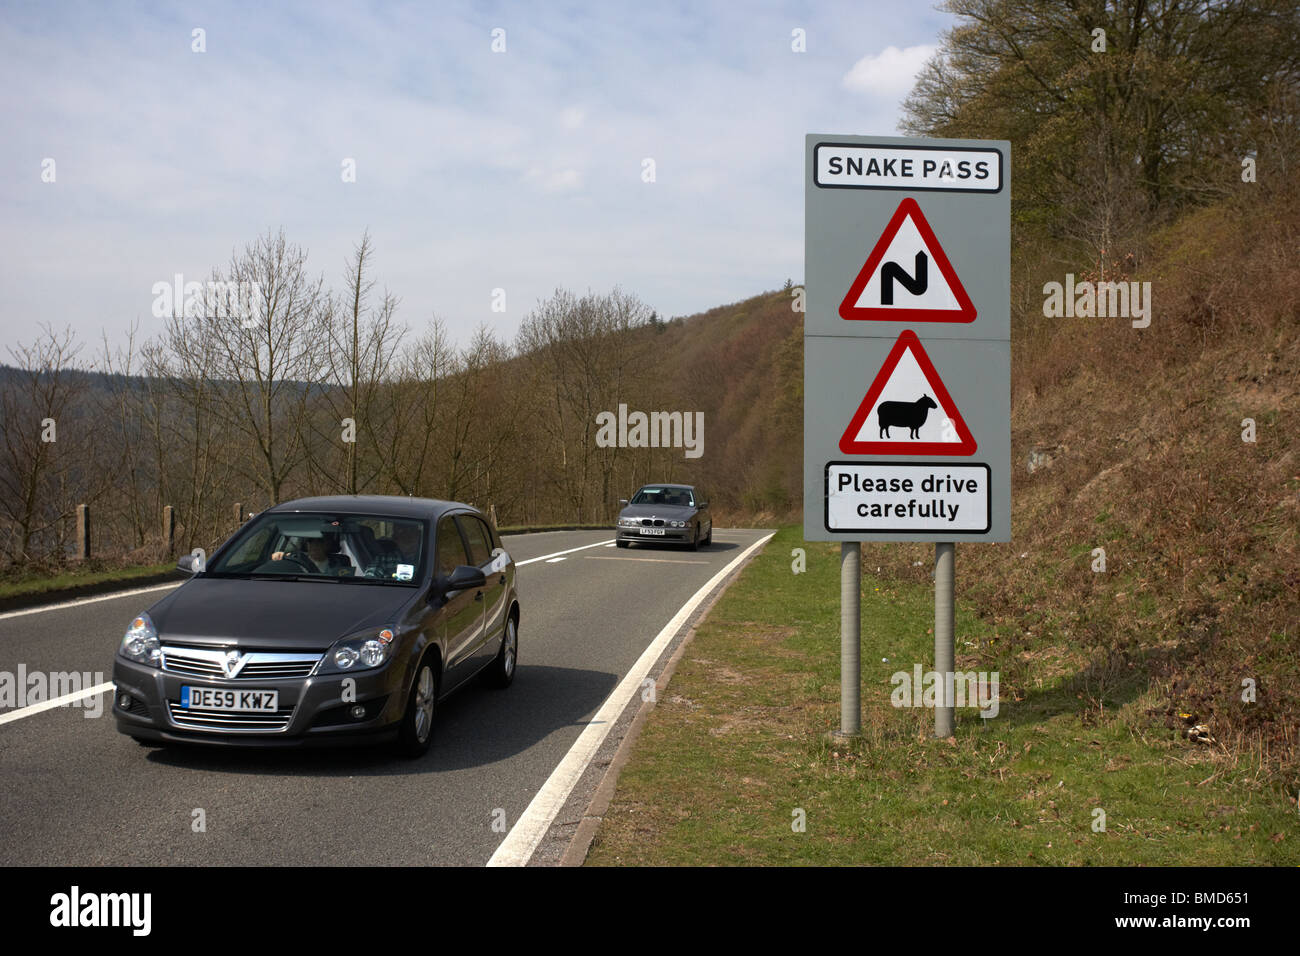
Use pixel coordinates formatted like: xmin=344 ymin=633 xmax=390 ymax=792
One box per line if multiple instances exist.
xmin=166 ymin=702 xmax=295 ymax=732
xmin=640 ymin=518 xmax=666 ymax=527
xmin=161 ymin=646 xmax=323 ymax=680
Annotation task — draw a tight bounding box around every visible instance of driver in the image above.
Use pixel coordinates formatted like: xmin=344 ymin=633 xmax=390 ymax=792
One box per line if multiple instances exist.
xmin=271 ymin=535 xmax=351 ymax=574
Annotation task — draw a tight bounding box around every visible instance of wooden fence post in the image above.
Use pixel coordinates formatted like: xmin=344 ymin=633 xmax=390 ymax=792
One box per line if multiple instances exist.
xmin=233 ymin=502 xmax=243 ymax=529
xmin=162 ymin=505 xmax=175 ymax=557
xmin=75 ymin=504 xmax=90 ymax=561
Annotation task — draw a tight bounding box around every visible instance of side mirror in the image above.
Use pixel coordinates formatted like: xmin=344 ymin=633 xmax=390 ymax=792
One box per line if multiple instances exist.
xmin=618 ymin=499 xmax=629 ymax=507
xmin=444 ymin=564 xmax=486 ymax=593
xmin=176 ymin=554 xmax=196 ymax=573
xmin=698 ymin=501 xmax=709 ymax=510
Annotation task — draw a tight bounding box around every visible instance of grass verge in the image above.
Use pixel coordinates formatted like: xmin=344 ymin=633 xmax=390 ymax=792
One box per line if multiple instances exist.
xmin=586 ymin=526 xmax=1299 ymax=865
xmin=0 ymin=563 xmax=176 ymax=604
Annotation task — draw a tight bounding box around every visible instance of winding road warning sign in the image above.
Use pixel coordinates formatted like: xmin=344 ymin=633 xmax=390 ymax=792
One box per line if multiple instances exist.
xmin=839 ymin=330 xmax=977 ymax=455
xmin=838 ymin=197 xmax=976 ymax=323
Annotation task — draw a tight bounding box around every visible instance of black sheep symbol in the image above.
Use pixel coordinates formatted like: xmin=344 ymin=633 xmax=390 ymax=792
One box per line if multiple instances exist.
xmin=877 ymin=394 xmax=938 ymax=439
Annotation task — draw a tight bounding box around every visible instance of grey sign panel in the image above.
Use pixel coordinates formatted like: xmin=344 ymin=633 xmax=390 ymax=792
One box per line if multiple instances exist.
xmin=804 ymin=133 xmax=1011 ymax=543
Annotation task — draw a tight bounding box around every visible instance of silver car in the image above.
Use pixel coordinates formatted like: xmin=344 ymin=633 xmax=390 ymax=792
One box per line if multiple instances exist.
xmin=615 ymin=483 xmax=712 ymax=550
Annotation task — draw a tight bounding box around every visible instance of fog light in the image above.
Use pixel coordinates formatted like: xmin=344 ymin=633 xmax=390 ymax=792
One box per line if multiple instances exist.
xmin=118 ymin=693 xmax=132 ymax=709
xmin=349 ymin=704 xmax=366 ymax=719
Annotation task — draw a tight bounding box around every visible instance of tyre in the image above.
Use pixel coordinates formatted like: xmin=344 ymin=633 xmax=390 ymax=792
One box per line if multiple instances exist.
xmin=703 ymin=523 xmax=713 ymax=546
xmin=483 ymin=613 xmax=518 ymax=689
xmin=397 ymin=653 xmax=439 ymax=758
xmin=688 ymin=523 xmax=700 ymax=551
xmin=616 ymin=539 xmax=629 ymax=548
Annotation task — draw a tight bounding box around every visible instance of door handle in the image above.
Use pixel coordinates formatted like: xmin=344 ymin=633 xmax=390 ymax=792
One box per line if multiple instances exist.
xmin=498 ymin=574 xmax=506 ymax=585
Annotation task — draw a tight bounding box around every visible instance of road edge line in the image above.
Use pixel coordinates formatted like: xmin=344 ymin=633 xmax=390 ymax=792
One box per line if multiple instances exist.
xmin=0 ymin=581 xmax=183 ymax=622
xmin=486 ymin=531 xmax=775 ymax=867
xmin=557 ymin=538 xmax=767 ymax=866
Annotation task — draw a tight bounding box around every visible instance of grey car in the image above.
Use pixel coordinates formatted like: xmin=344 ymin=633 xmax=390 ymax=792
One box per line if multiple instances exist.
xmin=112 ymin=495 xmax=519 ymax=758
xmin=615 ymin=483 xmax=712 ymax=549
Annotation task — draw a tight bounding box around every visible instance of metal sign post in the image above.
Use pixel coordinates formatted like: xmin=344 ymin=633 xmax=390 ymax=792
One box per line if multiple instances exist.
xmin=840 ymin=542 xmax=861 ymax=736
xmin=934 ymin=542 xmax=955 ymax=737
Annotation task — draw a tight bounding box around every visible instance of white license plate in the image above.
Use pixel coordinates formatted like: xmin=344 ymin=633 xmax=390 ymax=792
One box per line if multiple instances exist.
xmin=638 ymin=527 xmax=666 ymax=536
xmin=181 ymin=686 xmax=279 ymax=712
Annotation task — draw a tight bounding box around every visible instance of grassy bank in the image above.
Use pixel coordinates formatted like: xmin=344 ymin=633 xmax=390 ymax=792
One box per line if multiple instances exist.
xmin=586 ymin=526 xmax=1298 ymax=866
xmin=0 ymin=562 xmax=175 ymax=604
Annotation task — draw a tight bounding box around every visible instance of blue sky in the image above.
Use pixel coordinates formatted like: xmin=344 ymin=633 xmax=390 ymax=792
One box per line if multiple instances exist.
xmin=0 ymin=0 xmax=950 ymax=356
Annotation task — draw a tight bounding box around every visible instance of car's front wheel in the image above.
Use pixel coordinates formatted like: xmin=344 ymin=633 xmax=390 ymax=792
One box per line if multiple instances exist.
xmin=616 ymin=539 xmax=629 ymax=548
xmin=397 ymin=653 xmax=439 ymax=758
xmin=688 ymin=523 xmax=700 ymax=551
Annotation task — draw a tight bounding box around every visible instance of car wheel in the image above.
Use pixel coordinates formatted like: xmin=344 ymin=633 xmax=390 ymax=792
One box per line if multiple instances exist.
xmin=616 ymin=539 xmax=629 ymax=548
xmin=703 ymin=523 xmax=713 ymax=546
xmin=689 ymin=523 xmax=700 ymax=551
xmin=397 ymin=653 xmax=439 ymax=758
xmin=484 ymin=613 xmax=518 ymax=689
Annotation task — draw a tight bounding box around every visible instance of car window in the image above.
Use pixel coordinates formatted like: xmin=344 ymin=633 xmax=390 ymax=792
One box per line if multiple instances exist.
xmin=632 ymin=487 xmax=693 ymax=507
xmin=224 ymin=526 xmax=273 ymax=567
xmin=436 ymin=517 xmax=468 ymax=576
xmin=206 ymin=512 xmax=424 ymax=584
xmin=457 ymin=515 xmax=492 ymax=567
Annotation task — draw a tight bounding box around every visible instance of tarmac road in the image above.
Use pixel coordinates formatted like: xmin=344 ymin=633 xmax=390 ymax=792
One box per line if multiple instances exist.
xmin=0 ymin=528 xmax=772 ymax=866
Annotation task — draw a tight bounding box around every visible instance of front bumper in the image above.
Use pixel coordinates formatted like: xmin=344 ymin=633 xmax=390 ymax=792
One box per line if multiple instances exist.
xmin=112 ymin=655 xmax=406 ymax=748
xmin=616 ymin=525 xmax=693 ymax=544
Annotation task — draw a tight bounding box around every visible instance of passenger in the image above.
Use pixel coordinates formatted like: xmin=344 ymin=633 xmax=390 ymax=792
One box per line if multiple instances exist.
xmin=365 ymin=523 xmax=422 ymax=578
xmin=391 ymin=522 xmax=422 ymax=562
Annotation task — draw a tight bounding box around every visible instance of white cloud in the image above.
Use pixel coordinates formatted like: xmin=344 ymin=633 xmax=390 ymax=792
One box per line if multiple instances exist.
xmin=559 ymin=106 xmax=586 ymax=129
xmin=841 ymin=44 xmax=938 ymax=100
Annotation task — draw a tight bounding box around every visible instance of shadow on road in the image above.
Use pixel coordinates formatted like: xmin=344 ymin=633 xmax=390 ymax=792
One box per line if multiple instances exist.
xmin=139 ymin=663 xmax=620 ymax=777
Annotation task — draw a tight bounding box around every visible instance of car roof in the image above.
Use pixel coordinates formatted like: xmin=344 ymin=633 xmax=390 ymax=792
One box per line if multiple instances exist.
xmin=636 ymin=483 xmax=695 ymax=491
xmin=265 ymin=495 xmax=475 ymax=521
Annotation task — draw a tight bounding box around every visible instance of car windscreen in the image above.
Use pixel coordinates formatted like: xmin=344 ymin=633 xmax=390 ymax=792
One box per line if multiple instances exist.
xmin=631 ymin=488 xmax=693 ymax=507
xmin=206 ymin=512 xmax=426 ymax=585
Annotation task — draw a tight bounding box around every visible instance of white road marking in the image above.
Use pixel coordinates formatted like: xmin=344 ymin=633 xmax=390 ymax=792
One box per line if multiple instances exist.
xmin=486 ymin=531 xmax=776 ymax=867
xmin=0 ymin=536 xmax=620 ymax=620
xmin=545 ymin=557 xmax=567 ymax=563
xmin=605 ymin=543 xmax=617 ymax=547
xmin=516 ymin=539 xmax=615 ymax=566
xmin=0 ymin=682 xmax=115 ymax=727
xmin=0 ymin=582 xmax=182 ymax=622
xmin=584 ymin=556 xmax=709 ymax=564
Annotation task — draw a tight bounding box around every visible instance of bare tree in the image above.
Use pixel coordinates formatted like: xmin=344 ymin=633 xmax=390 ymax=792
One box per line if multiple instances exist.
xmin=313 ymin=231 xmax=405 ymax=494
xmin=205 ymin=229 xmax=328 ymax=504
xmin=0 ymin=325 xmax=94 ymax=562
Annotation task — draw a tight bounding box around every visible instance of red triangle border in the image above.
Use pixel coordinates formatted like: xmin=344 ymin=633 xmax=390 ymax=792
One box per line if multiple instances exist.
xmin=838 ymin=197 xmax=977 ymax=323
xmin=838 ymin=330 xmax=978 ymax=456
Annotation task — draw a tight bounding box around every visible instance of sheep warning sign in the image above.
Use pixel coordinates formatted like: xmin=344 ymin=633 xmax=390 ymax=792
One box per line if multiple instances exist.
xmin=839 ymin=330 xmax=976 ymax=455
xmin=838 ymin=198 xmax=976 ymax=323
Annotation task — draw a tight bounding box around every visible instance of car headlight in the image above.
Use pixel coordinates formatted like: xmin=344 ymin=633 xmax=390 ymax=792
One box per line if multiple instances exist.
xmin=672 ymin=520 xmax=685 ymax=528
xmin=315 ymin=628 xmax=397 ymax=675
xmin=618 ymin=517 xmax=639 ymax=528
xmin=119 ymin=612 xmax=162 ymax=667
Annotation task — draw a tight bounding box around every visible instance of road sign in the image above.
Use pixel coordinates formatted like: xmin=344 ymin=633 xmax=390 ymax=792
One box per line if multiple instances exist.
xmin=804 ymin=134 xmax=1010 ymax=543
xmin=826 ymin=462 xmax=991 ymax=534
xmin=838 ymin=330 xmax=976 ymax=455
xmin=839 ymin=199 xmax=976 ymax=323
